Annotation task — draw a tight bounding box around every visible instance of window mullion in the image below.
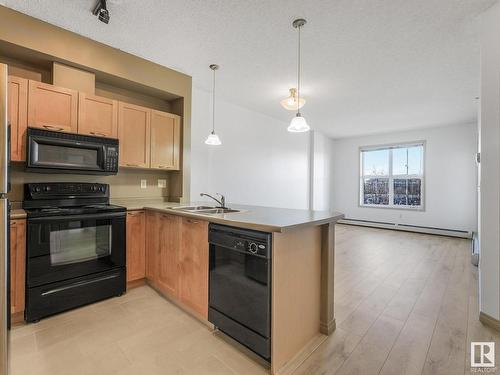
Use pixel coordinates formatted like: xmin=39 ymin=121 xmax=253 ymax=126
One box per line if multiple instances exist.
xmin=389 ymin=148 xmax=393 ymax=206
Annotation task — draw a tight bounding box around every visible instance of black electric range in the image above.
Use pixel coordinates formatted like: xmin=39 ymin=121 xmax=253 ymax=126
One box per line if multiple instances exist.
xmin=23 ymin=182 xmax=127 ymax=322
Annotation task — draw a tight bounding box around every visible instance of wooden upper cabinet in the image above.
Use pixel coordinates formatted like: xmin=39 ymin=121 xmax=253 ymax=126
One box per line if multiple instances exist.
xmin=27 ymin=80 xmax=78 ymax=133
xmin=157 ymin=213 xmax=181 ymax=297
xmin=78 ymin=93 xmax=118 ymax=138
xmin=179 ymin=218 xmax=209 ymax=318
xmin=118 ymin=102 xmax=151 ymax=168
xmin=10 ymin=219 xmax=26 ymax=315
xmin=150 ymin=110 xmax=181 ymax=170
xmin=8 ymin=76 xmax=28 ymax=162
xmin=126 ymin=211 xmax=146 ymax=283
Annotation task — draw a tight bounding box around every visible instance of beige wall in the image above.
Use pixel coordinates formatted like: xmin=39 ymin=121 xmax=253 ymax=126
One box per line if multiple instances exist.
xmin=8 ymin=163 xmax=170 ymax=203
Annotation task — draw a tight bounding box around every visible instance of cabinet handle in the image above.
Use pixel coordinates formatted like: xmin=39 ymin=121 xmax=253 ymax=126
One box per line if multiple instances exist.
xmin=186 ymin=219 xmax=199 ymax=224
xmin=126 ymin=163 xmax=140 ymax=167
xmin=127 ymin=211 xmax=142 ymax=216
xmin=157 ymin=165 xmax=171 ymax=169
xmin=90 ymin=131 xmax=107 ymax=137
xmin=43 ymin=125 xmax=64 ymax=132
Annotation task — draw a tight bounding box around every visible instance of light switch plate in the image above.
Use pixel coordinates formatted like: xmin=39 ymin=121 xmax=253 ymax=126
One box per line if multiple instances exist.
xmin=140 ymin=180 xmax=147 ymax=189
xmin=158 ymin=179 xmax=167 ymax=188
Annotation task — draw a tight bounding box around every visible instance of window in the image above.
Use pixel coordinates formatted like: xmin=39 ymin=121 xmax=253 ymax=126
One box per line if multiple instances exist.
xmin=360 ymin=142 xmax=424 ymax=209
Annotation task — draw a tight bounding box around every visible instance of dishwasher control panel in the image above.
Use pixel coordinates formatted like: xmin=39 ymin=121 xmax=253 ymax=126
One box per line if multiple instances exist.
xmin=209 ymin=223 xmax=271 ymax=258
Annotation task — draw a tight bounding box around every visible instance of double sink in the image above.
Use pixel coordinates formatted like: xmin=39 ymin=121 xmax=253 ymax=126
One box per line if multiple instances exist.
xmin=168 ymin=205 xmax=240 ymax=216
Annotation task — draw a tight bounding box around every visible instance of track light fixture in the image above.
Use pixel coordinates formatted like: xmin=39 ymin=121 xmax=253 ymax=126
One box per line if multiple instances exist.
xmin=92 ymin=0 xmax=110 ymax=24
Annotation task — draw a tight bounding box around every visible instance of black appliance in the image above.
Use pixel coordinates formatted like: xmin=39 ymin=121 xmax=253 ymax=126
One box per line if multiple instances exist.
xmin=23 ymin=182 xmax=126 ymax=322
xmin=26 ymin=128 xmax=119 ymax=175
xmin=208 ymin=223 xmax=272 ymax=361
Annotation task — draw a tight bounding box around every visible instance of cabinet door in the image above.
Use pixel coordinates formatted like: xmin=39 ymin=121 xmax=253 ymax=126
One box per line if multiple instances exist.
xmin=118 ymin=102 xmax=151 ymax=168
xmin=145 ymin=211 xmax=159 ymax=281
xmin=157 ymin=213 xmax=181 ymax=297
xmin=179 ymin=218 xmax=209 ymax=317
xmin=126 ymin=211 xmax=146 ymax=282
xmin=8 ymin=76 xmax=28 ymax=162
xmin=150 ymin=110 xmax=181 ymax=170
xmin=78 ymin=93 xmax=118 ymax=138
xmin=10 ymin=219 xmax=26 ymax=315
xmin=27 ymin=80 xmax=78 ymax=133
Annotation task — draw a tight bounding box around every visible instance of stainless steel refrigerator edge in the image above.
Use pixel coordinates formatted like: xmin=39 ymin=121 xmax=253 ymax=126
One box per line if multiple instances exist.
xmin=0 ymin=63 xmax=10 ymax=375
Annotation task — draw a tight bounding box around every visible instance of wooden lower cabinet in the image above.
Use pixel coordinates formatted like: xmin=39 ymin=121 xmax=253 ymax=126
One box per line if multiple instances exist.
xmin=10 ymin=219 xmax=26 ymax=315
xmin=145 ymin=211 xmax=209 ymax=318
xmin=157 ymin=213 xmax=181 ymax=297
xmin=145 ymin=211 xmax=159 ymax=281
xmin=126 ymin=211 xmax=146 ymax=282
xmin=145 ymin=211 xmax=181 ymax=297
xmin=179 ymin=218 xmax=209 ymax=317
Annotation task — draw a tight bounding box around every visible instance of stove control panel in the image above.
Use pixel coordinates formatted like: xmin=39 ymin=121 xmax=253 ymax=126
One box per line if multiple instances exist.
xmin=25 ymin=183 xmax=109 ymax=199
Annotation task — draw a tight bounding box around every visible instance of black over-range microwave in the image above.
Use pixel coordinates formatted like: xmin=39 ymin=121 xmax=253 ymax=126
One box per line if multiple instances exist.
xmin=26 ymin=127 xmax=119 ymax=175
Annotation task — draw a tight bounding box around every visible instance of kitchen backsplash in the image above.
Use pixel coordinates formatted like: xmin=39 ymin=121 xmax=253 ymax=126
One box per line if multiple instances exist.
xmin=8 ymin=163 xmax=170 ymax=202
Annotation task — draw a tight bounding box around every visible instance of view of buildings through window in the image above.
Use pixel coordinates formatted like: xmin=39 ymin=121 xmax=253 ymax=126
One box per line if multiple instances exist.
xmin=360 ymin=143 xmax=424 ymax=208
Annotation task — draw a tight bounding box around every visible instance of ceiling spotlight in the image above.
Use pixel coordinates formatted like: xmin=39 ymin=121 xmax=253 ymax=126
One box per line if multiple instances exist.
xmin=92 ymin=0 xmax=110 ymax=24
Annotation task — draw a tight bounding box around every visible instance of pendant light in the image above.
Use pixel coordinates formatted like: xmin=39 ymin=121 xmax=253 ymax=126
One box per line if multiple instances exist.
xmin=280 ymin=88 xmax=306 ymax=110
xmin=205 ymin=64 xmax=222 ymax=145
xmin=287 ymin=18 xmax=310 ymax=133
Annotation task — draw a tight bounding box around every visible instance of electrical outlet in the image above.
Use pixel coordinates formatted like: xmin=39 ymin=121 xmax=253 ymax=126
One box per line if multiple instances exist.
xmin=140 ymin=180 xmax=147 ymax=189
xmin=158 ymin=179 xmax=167 ymax=188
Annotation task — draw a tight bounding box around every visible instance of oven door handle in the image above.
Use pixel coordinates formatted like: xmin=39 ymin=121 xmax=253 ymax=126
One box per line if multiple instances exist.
xmin=40 ymin=273 xmax=121 ymax=296
xmin=28 ymin=211 xmax=126 ymax=222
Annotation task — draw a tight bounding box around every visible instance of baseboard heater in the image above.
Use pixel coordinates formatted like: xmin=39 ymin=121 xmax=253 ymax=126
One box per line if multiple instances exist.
xmin=338 ymin=218 xmax=472 ymax=239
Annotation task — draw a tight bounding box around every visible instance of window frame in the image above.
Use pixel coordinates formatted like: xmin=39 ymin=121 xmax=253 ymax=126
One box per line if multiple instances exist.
xmin=359 ymin=141 xmax=425 ymax=211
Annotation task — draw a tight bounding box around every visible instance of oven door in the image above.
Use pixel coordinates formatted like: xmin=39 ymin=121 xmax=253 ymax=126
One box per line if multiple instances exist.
xmin=27 ymin=212 xmax=125 ymax=287
xmin=209 ymin=244 xmax=271 ymax=338
xmin=27 ymin=132 xmax=106 ymax=173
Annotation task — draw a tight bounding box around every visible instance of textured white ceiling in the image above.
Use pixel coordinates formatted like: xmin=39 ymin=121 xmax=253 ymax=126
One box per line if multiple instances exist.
xmin=3 ymin=0 xmax=496 ymax=138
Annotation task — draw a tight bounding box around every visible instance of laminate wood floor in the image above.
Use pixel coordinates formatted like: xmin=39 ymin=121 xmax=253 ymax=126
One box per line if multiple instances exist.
xmin=9 ymin=224 xmax=498 ymax=375
xmin=295 ymin=224 xmax=500 ymax=375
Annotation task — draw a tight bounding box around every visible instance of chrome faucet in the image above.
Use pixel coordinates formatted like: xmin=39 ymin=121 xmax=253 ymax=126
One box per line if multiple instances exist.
xmin=200 ymin=192 xmax=226 ymax=208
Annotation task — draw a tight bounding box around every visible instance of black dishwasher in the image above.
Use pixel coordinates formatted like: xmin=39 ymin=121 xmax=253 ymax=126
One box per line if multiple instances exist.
xmin=208 ymin=223 xmax=272 ymax=361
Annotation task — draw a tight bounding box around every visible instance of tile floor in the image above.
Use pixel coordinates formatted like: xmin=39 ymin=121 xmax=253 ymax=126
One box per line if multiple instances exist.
xmin=9 ymin=224 xmax=500 ymax=375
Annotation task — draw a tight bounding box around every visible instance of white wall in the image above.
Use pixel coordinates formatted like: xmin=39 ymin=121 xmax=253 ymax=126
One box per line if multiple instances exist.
xmin=312 ymin=131 xmax=335 ymax=211
xmin=191 ymin=87 xmax=331 ymax=210
xmin=479 ymin=2 xmax=500 ymax=320
xmin=332 ymin=123 xmax=478 ymax=232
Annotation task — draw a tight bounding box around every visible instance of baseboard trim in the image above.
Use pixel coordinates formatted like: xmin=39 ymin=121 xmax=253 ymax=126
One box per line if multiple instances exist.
xmin=274 ymin=333 xmax=327 ymax=375
xmin=126 ymin=278 xmax=146 ymax=289
xmin=320 ymin=318 xmax=336 ymax=335
xmin=479 ymin=311 xmax=500 ymax=332
xmin=10 ymin=311 xmax=25 ymax=325
xmin=338 ymin=219 xmax=472 ymax=239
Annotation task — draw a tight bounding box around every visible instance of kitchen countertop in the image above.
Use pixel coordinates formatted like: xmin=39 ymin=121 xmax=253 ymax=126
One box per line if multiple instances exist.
xmin=112 ymin=198 xmax=344 ymax=232
xmin=10 ymin=209 xmax=27 ymax=219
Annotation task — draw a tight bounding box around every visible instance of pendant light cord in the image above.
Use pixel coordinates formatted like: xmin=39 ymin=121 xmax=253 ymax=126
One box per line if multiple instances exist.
xmin=212 ymin=68 xmax=216 ymax=134
xmin=297 ymin=24 xmax=301 ymax=115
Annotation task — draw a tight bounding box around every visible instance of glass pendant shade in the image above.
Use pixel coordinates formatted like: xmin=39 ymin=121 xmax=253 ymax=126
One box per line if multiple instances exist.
xmin=206 ymin=64 xmax=222 ymax=145
xmin=287 ymin=114 xmax=310 ymax=133
xmin=205 ymin=131 xmax=222 ymax=145
xmin=280 ymin=88 xmax=306 ymax=110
